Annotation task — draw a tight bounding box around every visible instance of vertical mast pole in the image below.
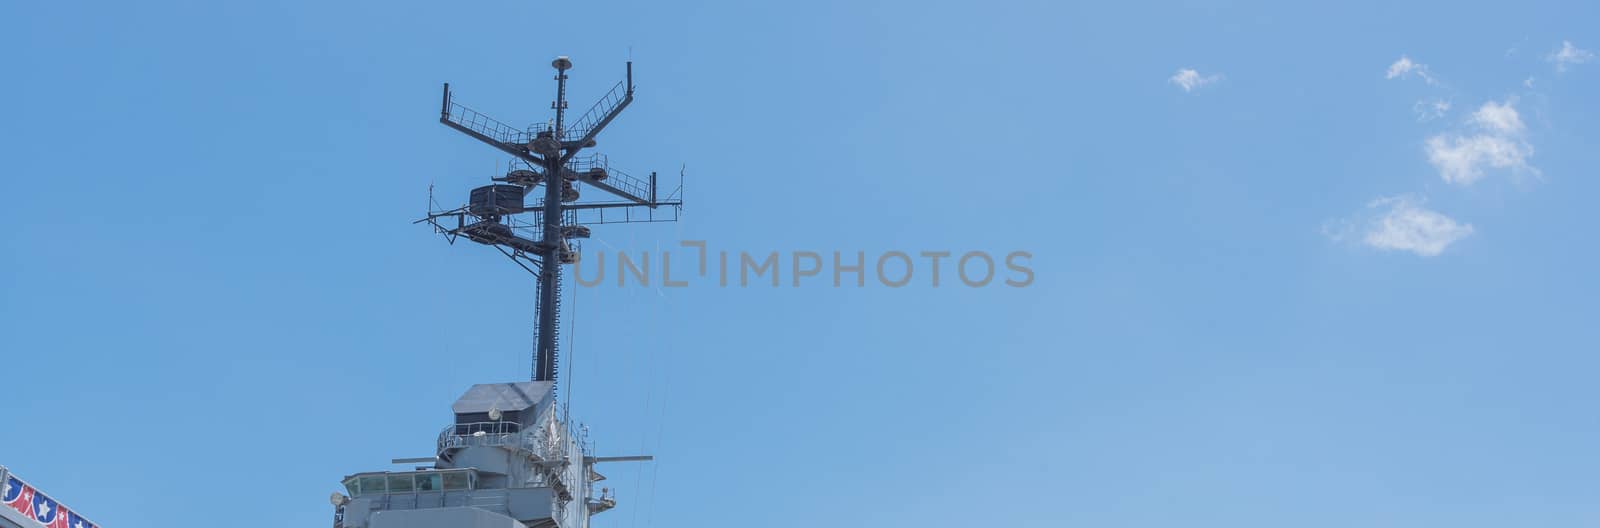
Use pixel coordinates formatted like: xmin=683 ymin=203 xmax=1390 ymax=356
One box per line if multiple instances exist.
xmin=535 ymin=57 xmax=572 ymax=384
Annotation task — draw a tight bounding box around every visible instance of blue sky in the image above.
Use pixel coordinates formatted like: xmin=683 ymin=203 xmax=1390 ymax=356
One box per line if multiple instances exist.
xmin=3 ymin=0 xmax=1599 ymax=527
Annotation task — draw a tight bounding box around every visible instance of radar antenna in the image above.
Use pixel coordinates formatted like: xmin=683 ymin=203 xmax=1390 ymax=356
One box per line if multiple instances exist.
xmin=420 ymin=56 xmax=683 ymax=387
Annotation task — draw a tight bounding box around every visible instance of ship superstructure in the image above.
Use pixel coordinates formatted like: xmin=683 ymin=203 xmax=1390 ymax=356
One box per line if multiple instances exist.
xmin=332 ymin=55 xmax=681 ymax=528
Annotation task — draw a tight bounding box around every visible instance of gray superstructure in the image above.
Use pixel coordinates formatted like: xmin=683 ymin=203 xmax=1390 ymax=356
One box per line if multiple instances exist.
xmin=334 ymin=382 xmax=607 ymax=528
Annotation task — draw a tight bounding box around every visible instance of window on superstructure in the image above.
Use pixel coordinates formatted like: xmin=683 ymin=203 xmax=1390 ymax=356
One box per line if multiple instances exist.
xmin=358 ymin=476 xmax=386 ymax=495
xmin=416 ymin=473 xmax=442 ymax=492
xmin=442 ymin=471 xmax=469 ymax=491
xmin=388 ymin=474 xmax=414 ymax=493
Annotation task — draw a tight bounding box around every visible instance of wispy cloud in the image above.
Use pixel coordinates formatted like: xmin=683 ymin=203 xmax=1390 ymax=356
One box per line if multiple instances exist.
xmin=1169 ymin=68 xmax=1222 ymax=92
xmin=1386 ymin=56 xmax=1438 ymax=84
xmin=1425 ymin=135 xmax=1531 ymax=184
xmin=1413 ymin=98 xmax=1451 ymax=121
xmin=1547 ymin=40 xmax=1595 ymax=72
xmin=1332 ymin=196 xmax=1474 ymax=257
xmin=1470 ymin=99 xmax=1525 ymax=134
xmin=1424 ymin=99 xmax=1536 ymax=185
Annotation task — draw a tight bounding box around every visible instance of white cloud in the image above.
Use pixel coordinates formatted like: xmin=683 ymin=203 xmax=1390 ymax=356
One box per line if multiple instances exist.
xmin=1424 ymin=99 xmax=1536 ymax=185
xmin=1413 ymin=98 xmax=1451 ymax=121
xmin=1386 ymin=56 xmax=1419 ymax=77
xmin=1359 ymin=196 xmax=1474 ymax=257
xmin=1547 ymin=40 xmax=1595 ymax=72
xmin=1386 ymin=56 xmax=1437 ymax=84
xmin=1425 ymin=135 xmax=1530 ymax=184
xmin=1470 ymin=99 xmax=1525 ymax=134
xmin=1169 ymin=68 xmax=1222 ymax=92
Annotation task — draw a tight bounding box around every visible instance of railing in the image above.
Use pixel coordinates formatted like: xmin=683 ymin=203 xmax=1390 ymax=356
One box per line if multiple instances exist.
xmin=564 ymin=153 xmax=609 ymax=174
xmin=436 ymin=413 xmax=584 ymax=465
xmin=444 ymin=99 xmax=550 ymax=147
xmin=436 ymin=420 xmax=569 ymax=463
xmin=437 ymin=422 xmax=529 ymax=453
xmin=451 ymin=421 xmax=521 ymax=435
xmin=565 ymin=154 xmax=655 ymax=204
xmin=563 ymin=81 xmax=627 ymax=141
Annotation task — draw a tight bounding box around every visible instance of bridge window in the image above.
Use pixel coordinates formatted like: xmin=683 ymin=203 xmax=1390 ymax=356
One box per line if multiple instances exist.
xmin=442 ymin=471 xmax=469 ymax=491
xmin=358 ymin=476 xmax=386 ymax=495
xmin=416 ymin=473 xmax=442 ymax=492
xmin=346 ymin=470 xmax=474 ymax=496
xmin=387 ymin=474 xmax=414 ymax=493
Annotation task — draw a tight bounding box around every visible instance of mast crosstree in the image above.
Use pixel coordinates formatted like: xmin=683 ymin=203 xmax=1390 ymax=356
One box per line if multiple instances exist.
xmin=422 ymin=56 xmax=683 ymax=387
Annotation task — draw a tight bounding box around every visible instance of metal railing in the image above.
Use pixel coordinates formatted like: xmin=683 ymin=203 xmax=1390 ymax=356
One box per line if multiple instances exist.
xmin=436 ymin=420 xmax=569 ymax=463
xmin=565 ymin=154 xmax=655 ymax=204
xmin=450 ymin=421 xmax=521 ymax=435
xmin=437 ymin=423 xmax=529 ymax=452
xmin=564 ymin=81 xmax=626 ymax=141
xmin=445 ymin=100 xmax=550 ymax=147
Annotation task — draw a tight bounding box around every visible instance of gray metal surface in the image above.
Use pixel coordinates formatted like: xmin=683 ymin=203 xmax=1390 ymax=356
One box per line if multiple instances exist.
xmin=0 ymin=509 xmax=26 ymax=528
xmin=0 ymin=467 xmax=18 ymax=528
xmin=450 ymin=381 xmax=553 ymax=415
xmin=368 ymin=507 xmax=524 ymax=528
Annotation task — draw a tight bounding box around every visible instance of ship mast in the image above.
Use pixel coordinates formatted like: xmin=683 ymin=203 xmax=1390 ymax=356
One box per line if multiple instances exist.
xmin=424 ymin=55 xmax=682 ymax=389
xmin=532 ymin=57 xmax=572 ymax=384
